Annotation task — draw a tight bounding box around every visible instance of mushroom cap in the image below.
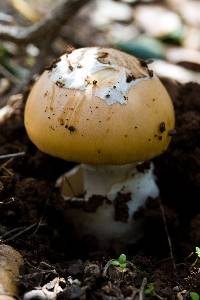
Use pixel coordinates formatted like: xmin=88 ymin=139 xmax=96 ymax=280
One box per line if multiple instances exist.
xmin=24 ymin=47 xmax=175 ymax=165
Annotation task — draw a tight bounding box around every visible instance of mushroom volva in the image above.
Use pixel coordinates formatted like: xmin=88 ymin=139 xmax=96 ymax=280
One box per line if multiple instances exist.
xmin=25 ymin=47 xmax=175 ymax=246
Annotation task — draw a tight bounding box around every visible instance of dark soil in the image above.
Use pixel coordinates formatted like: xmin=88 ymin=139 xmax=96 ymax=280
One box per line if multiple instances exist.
xmin=0 ymin=79 xmax=200 ymax=299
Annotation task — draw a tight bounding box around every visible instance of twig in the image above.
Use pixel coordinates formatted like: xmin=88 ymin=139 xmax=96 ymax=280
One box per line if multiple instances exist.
xmin=25 ymin=259 xmax=57 ymax=274
xmin=31 ymin=216 xmax=45 ymax=236
xmin=0 ymin=158 xmax=13 ymax=169
xmin=0 ymin=153 xmax=25 ymax=176
xmin=0 ymin=223 xmax=37 ymax=243
xmin=0 ymin=197 xmax=15 ymax=206
xmin=0 ymin=158 xmax=14 ymax=176
xmin=0 ymin=226 xmax=25 ymax=239
xmin=103 ymin=260 xmax=112 ymax=277
xmin=158 ymin=198 xmax=177 ymax=276
xmin=154 ymin=292 xmax=166 ymax=300
xmin=0 ymin=0 xmax=90 ymax=45
xmin=139 ymin=277 xmax=147 ymax=300
xmin=0 ymin=151 xmax=25 ymax=160
xmin=0 ymin=64 xmax=21 ymax=84
xmin=3 ymin=0 xmax=90 ymax=95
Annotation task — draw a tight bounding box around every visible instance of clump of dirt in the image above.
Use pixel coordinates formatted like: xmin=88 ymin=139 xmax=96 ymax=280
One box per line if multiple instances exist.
xmin=0 ymin=79 xmax=200 ymax=299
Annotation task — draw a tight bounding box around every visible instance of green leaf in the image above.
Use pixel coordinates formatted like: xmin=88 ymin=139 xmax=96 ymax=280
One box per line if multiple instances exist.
xmin=195 ymin=247 xmax=200 ymax=258
xmin=120 ymin=263 xmax=127 ymax=270
xmin=116 ymin=36 xmax=166 ymax=60
xmin=144 ymin=283 xmax=155 ymax=296
xmin=110 ymin=260 xmax=120 ymax=267
xmin=118 ymin=254 xmax=126 ymax=264
xmin=160 ymin=26 xmax=185 ymax=45
xmin=190 ymin=292 xmax=200 ymax=300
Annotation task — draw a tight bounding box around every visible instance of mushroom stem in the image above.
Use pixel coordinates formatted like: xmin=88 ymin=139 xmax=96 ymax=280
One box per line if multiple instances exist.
xmin=82 ymin=163 xmax=155 ymax=199
xmin=83 ymin=164 xmax=136 ymax=197
xmin=58 ymin=162 xmax=159 ymax=245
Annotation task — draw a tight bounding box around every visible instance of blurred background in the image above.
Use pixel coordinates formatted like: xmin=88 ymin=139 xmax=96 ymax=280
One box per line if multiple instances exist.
xmin=0 ymin=0 xmax=200 ymax=103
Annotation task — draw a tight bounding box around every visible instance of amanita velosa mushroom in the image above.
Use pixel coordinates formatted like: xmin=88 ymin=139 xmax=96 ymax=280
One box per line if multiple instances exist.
xmin=25 ymin=47 xmax=175 ymax=246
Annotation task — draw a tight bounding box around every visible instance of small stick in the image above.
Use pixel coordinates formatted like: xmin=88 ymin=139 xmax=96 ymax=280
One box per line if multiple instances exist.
xmin=158 ymin=198 xmax=177 ymax=276
xmin=0 ymin=223 xmax=37 ymax=243
xmin=0 ymin=244 xmax=23 ymax=300
xmin=0 ymin=162 xmax=14 ymax=176
xmin=0 ymin=152 xmax=25 ymax=160
xmin=0 ymin=64 xmax=21 ymax=85
xmin=0 ymin=0 xmax=90 ymax=45
xmin=139 ymin=277 xmax=147 ymax=300
xmin=0 ymin=226 xmax=25 ymax=239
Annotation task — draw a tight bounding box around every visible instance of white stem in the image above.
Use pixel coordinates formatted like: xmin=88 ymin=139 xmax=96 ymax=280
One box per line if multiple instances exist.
xmin=82 ymin=163 xmax=138 ymax=199
xmin=57 ymin=162 xmax=159 ymax=246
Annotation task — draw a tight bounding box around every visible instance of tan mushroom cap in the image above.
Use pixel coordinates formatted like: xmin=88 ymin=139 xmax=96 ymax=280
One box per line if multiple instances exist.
xmin=24 ymin=47 xmax=175 ymax=165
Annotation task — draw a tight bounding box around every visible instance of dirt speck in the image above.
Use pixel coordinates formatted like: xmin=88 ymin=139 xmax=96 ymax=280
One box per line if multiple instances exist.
xmin=68 ymin=64 xmax=73 ymax=71
xmin=126 ymin=74 xmax=135 ymax=83
xmin=55 ymin=81 xmax=64 ymax=88
xmin=45 ymin=57 xmax=61 ymax=71
xmin=159 ymin=122 xmax=166 ymax=133
xmin=58 ymin=118 xmax=64 ymax=126
xmin=68 ymin=125 xmax=76 ymax=132
xmin=148 ymin=69 xmax=154 ymax=77
xmin=114 ymin=193 xmax=131 ymax=222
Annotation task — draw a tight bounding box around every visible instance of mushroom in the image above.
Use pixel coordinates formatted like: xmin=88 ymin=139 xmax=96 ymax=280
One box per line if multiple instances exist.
xmin=24 ymin=47 xmax=175 ymax=247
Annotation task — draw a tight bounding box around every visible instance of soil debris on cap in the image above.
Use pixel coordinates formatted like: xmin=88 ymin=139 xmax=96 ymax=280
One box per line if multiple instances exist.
xmin=68 ymin=64 xmax=73 ymax=71
xmin=97 ymin=52 xmax=109 ymax=64
xmin=68 ymin=125 xmax=76 ymax=132
xmin=159 ymin=122 xmax=166 ymax=133
xmin=126 ymin=74 xmax=135 ymax=83
xmin=98 ymin=52 xmax=108 ymax=59
xmin=139 ymin=59 xmax=154 ymax=68
xmin=148 ymin=69 xmax=154 ymax=77
xmin=55 ymin=81 xmax=64 ymax=88
xmin=139 ymin=59 xmax=148 ymax=68
xmin=58 ymin=118 xmax=64 ymax=126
